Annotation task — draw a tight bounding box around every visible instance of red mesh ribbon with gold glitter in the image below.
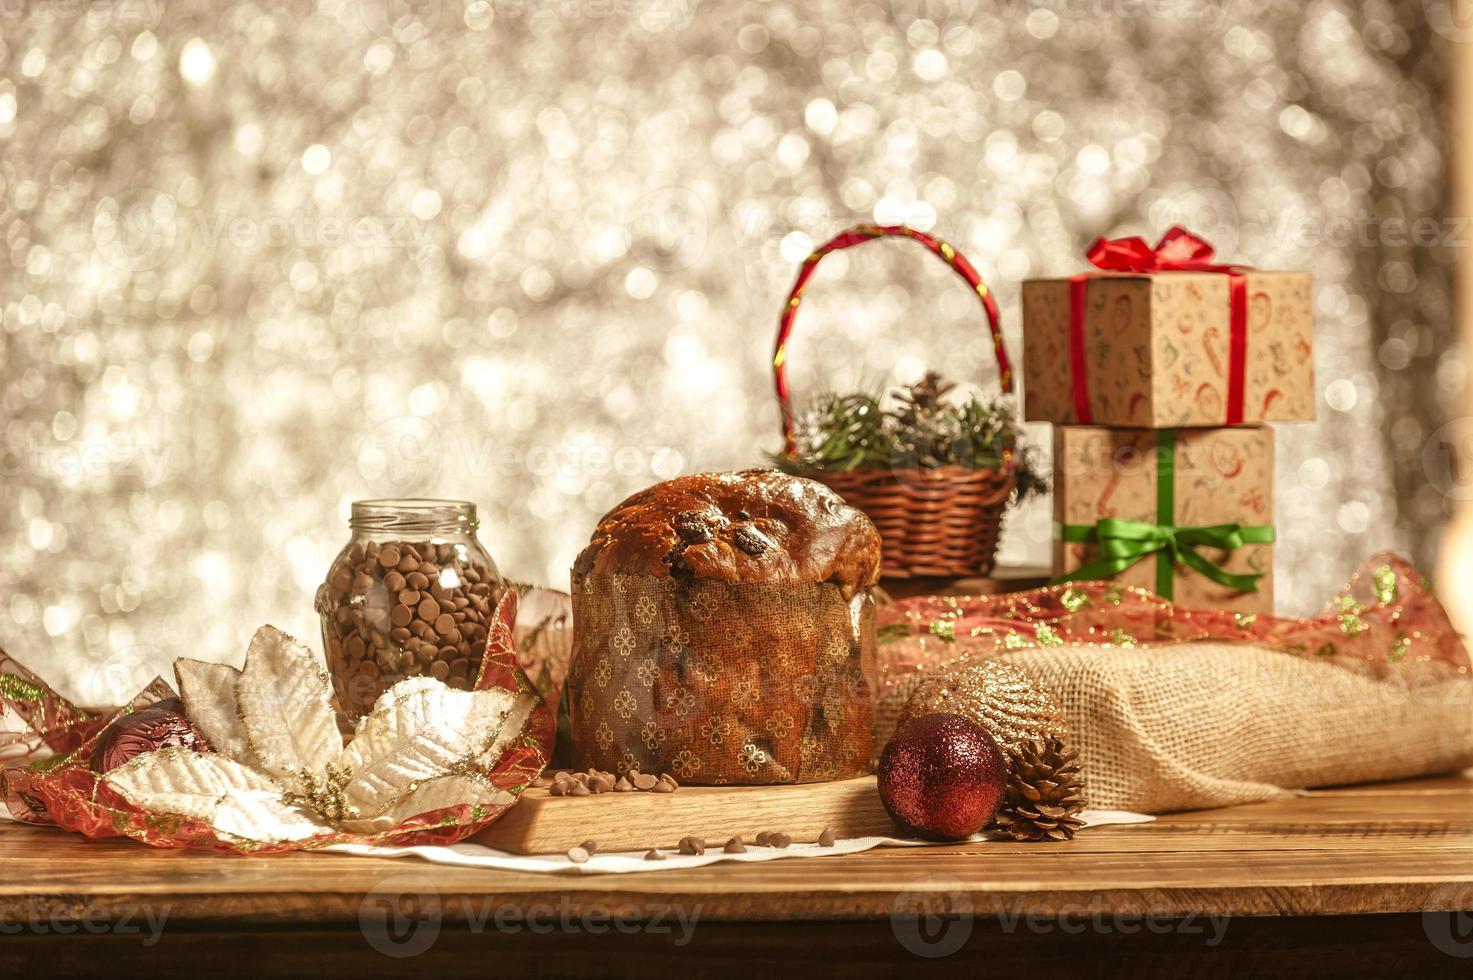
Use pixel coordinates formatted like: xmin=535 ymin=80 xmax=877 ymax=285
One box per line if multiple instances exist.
xmin=772 ymin=223 xmax=1015 ymax=455
xmin=871 ymin=552 xmax=1469 ymax=728
xmin=0 ymin=650 xmax=105 ymax=765
xmin=873 ymin=553 xmax=1472 ymax=812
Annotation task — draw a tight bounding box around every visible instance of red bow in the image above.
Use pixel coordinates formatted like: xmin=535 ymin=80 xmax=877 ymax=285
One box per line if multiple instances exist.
xmin=1085 ymin=226 xmax=1247 ymax=275
xmin=1068 ymin=226 xmax=1252 ymax=425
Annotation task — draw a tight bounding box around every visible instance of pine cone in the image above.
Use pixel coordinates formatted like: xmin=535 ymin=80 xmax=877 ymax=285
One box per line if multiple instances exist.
xmin=992 ymin=736 xmax=1087 ymax=842
xmin=890 ymin=370 xmax=956 ymax=424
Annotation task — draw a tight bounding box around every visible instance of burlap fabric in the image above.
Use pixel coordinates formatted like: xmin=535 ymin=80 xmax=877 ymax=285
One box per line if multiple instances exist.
xmin=568 ymin=573 xmax=874 ymax=784
xmin=1000 ymin=643 xmax=1473 ymax=813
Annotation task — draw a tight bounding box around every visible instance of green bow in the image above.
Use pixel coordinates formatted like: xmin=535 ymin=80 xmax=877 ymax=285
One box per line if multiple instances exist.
xmin=1056 ymin=518 xmax=1274 ymax=597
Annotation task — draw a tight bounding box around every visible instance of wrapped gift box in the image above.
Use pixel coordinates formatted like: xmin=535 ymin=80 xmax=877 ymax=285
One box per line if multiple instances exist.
xmin=1053 ymin=425 xmax=1275 ymax=614
xmin=1022 ymin=269 xmax=1315 ymax=428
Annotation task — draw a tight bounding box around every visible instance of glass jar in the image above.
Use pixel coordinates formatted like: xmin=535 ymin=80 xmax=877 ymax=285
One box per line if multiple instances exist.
xmin=315 ymin=499 xmax=505 ymax=720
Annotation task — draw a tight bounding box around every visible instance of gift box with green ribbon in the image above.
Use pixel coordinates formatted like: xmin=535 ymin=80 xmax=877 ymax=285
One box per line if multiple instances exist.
xmin=1052 ymin=425 xmax=1276 ymax=613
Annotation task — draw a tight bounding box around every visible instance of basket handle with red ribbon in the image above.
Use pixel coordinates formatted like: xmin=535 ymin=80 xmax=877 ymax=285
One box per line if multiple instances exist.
xmin=772 ymin=223 xmax=1016 ymax=458
xmin=770 ymin=223 xmax=1022 ymax=579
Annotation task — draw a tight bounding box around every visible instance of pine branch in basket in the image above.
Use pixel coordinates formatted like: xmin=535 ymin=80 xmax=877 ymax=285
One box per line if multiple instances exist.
xmin=772 ymin=371 xmax=1046 ymax=501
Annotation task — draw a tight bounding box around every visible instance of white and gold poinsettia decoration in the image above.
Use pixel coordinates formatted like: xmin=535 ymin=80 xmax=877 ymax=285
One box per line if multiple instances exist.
xmin=101 ymin=625 xmax=537 ymax=845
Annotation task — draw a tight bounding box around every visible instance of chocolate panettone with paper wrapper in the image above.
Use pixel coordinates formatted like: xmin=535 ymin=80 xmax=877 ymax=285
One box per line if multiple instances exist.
xmin=567 ymin=469 xmax=881 ymax=785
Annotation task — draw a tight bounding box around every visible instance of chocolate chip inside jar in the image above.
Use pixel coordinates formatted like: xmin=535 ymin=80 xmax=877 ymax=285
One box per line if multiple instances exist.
xmin=319 ymin=537 xmax=504 ymax=719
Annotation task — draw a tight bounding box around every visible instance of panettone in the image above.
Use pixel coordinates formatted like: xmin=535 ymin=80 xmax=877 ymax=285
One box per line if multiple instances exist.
xmin=568 ymin=470 xmax=881 ymax=784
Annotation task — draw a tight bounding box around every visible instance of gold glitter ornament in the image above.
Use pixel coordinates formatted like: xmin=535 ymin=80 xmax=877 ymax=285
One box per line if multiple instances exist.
xmin=896 ymin=657 xmax=1069 ymax=758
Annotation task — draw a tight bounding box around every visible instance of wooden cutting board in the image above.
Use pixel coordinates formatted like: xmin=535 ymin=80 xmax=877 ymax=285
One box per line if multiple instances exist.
xmin=473 ymin=775 xmax=897 ymax=854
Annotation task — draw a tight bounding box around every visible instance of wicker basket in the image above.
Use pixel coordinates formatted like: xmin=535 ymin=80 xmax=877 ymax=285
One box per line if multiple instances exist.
xmin=772 ymin=224 xmax=1018 ymax=579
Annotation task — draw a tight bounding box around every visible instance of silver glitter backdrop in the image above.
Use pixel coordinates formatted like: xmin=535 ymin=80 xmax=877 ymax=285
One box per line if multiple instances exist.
xmin=0 ymin=0 xmax=1459 ymax=701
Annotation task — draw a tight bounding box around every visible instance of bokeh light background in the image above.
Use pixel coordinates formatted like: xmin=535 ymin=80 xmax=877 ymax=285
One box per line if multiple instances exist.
xmin=0 ymin=0 xmax=1461 ymax=701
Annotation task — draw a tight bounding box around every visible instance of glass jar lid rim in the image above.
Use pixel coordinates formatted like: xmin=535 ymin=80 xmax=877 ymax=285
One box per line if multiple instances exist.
xmin=349 ymin=498 xmax=478 ymax=530
xmin=353 ymin=498 xmax=476 ymax=511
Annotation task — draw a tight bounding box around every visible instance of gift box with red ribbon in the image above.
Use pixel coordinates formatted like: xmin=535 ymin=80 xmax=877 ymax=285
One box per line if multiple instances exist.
xmin=1021 ymin=227 xmax=1315 ymax=428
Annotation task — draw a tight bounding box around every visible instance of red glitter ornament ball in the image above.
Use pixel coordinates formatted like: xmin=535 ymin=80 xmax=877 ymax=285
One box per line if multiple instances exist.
xmin=877 ymin=712 xmax=1008 ymax=842
xmin=89 ymin=698 xmax=213 ymax=773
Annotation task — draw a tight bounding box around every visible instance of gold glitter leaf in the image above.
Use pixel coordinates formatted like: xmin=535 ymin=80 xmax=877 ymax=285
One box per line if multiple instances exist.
xmin=342 ymin=773 xmax=518 ymax=834
xmin=336 ymin=675 xmax=534 ymax=818
xmin=234 ymin=625 xmax=342 ymax=795
xmin=174 ymin=658 xmax=252 ymax=763
xmin=103 ymin=745 xmax=289 ymax=829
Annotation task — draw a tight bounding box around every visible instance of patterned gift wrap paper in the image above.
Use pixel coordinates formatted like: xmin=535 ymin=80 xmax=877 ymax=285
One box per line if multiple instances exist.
xmin=1022 ymin=271 xmax=1315 ymax=428
xmin=1052 ymin=425 xmax=1276 ymax=614
xmin=567 ymin=574 xmax=875 ymax=785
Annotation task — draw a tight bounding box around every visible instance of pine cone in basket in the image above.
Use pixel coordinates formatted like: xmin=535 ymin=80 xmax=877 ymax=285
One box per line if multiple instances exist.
xmin=992 ymin=736 xmax=1087 ymax=842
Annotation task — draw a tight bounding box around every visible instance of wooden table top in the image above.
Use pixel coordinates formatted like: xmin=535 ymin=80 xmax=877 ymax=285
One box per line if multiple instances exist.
xmin=6 ymin=772 xmax=1473 ymax=926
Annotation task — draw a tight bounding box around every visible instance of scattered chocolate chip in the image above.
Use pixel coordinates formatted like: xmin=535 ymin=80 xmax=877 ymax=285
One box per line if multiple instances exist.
xmin=531 ymin=774 xmax=554 ymax=789
xmin=568 ymin=782 xmax=590 ymax=797
xmin=770 ymin=833 xmax=792 ymax=849
xmin=632 ymin=772 xmax=658 ymax=791
xmin=659 ymin=772 xmax=679 ymax=788
xmin=567 ymin=846 xmax=590 ymax=864
xmin=548 ymin=782 xmax=566 ymax=797
xmin=818 ymin=828 xmax=836 ymax=847
xmin=723 ymin=835 xmax=746 ymax=854
xmin=650 ymin=779 xmax=675 ymax=793
xmin=678 ymin=836 xmax=706 ymax=856
xmin=613 ymin=776 xmax=633 ymax=792
xmin=579 ymin=839 xmax=599 ymax=855
xmin=754 ymin=831 xmax=772 ymax=846
xmin=644 ymin=849 xmax=665 ymax=862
